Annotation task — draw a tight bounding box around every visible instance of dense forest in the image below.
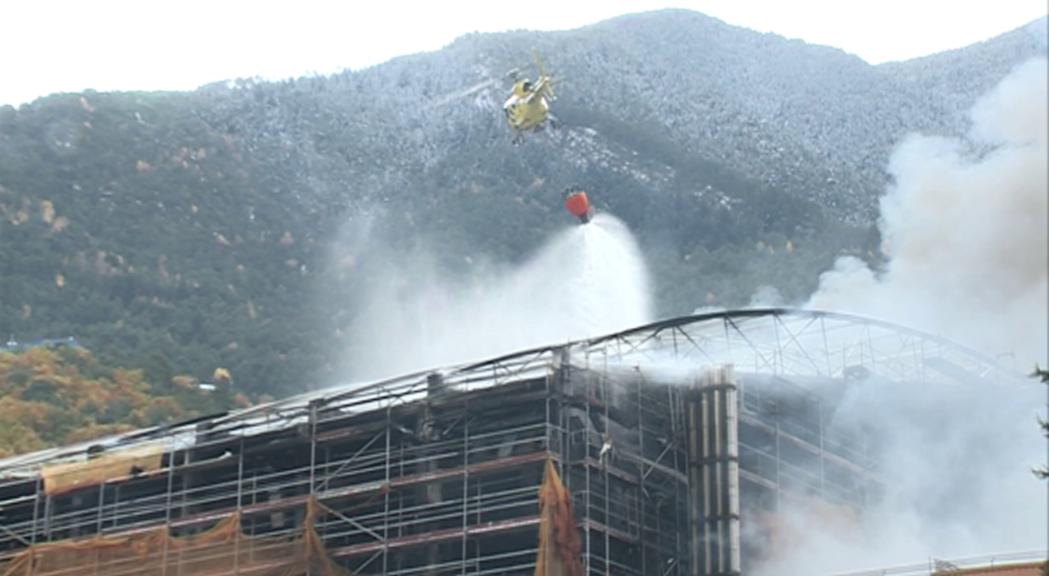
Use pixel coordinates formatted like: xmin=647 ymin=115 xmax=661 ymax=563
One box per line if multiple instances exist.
xmin=0 ymin=10 xmax=1044 ymax=422
xmin=0 ymin=347 xmax=246 ymax=457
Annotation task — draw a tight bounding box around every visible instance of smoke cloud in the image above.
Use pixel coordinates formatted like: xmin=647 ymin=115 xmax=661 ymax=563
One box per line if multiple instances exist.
xmin=808 ymin=57 xmax=1048 ymax=370
xmin=754 ymin=371 xmax=1045 ymax=575
xmin=758 ymin=58 xmax=1049 ymax=574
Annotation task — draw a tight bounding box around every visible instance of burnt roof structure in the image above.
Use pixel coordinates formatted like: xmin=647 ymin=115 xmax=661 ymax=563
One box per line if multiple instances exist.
xmin=0 ymin=308 xmax=1020 ymax=575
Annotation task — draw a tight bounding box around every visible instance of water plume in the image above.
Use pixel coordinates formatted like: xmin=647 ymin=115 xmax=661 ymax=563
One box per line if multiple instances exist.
xmin=341 ymin=213 xmax=651 ymax=380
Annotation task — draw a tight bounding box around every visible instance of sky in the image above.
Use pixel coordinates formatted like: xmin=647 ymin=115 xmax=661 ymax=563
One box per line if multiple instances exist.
xmin=1 ymin=0 xmax=1045 ymax=107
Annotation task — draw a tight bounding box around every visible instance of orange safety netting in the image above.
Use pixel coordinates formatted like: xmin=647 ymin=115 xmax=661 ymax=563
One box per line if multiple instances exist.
xmin=1 ymin=497 xmax=349 ymax=576
xmin=534 ymin=458 xmax=583 ymax=576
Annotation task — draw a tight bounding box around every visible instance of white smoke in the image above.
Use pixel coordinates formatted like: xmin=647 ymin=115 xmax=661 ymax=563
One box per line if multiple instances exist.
xmin=748 ymin=285 xmax=785 ymax=308
xmin=339 ymin=213 xmax=652 ymax=380
xmin=753 ymin=371 xmax=1046 ymax=575
xmin=758 ymin=58 xmax=1049 ymax=575
xmin=808 ymin=57 xmax=1048 ymax=370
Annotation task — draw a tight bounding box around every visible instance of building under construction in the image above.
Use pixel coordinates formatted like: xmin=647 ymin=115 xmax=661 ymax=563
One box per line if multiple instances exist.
xmin=0 ymin=309 xmax=1020 ymax=575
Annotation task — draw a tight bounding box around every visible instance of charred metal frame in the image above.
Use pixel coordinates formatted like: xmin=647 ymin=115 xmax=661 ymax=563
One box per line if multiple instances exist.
xmin=0 ymin=309 xmax=1012 ymax=575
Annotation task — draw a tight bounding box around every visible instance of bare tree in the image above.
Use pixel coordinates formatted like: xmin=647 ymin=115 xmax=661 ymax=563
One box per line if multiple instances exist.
xmin=1033 ymin=365 xmax=1049 ymax=480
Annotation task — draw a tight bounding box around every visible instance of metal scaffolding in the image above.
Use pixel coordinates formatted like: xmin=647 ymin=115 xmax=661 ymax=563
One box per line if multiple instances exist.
xmin=0 ymin=309 xmax=1014 ymax=575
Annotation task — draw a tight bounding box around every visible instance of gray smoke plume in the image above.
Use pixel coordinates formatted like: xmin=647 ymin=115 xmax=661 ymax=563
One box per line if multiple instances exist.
xmin=753 ymin=370 xmax=1045 ymax=575
xmin=759 ymin=58 xmax=1049 ymax=575
xmin=809 ymin=57 xmax=1048 ymax=370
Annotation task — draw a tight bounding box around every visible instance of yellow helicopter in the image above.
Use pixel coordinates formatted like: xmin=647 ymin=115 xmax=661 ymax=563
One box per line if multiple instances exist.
xmin=502 ymin=53 xmax=556 ymax=141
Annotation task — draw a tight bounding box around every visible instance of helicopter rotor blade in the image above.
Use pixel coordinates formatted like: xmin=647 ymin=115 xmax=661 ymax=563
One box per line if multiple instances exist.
xmin=425 ymin=78 xmax=501 ymax=110
xmin=532 ymin=49 xmax=547 ymax=78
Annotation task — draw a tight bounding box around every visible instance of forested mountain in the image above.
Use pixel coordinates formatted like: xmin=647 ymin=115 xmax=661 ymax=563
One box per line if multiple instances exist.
xmin=0 ymin=347 xmax=245 ymax=456
xmin=1 ymin=10 xmax=1044 ymax=397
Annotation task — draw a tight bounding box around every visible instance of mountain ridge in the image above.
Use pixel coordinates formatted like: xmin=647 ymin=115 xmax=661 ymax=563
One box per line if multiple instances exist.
xmin=0 ymin=10 xmax=1044 ymax=395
